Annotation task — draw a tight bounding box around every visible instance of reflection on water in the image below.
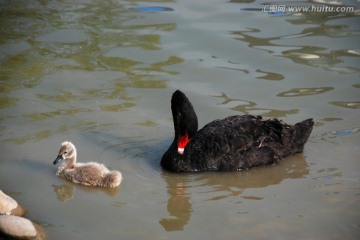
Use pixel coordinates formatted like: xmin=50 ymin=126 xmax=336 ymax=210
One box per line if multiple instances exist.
xmin=234 ymin=5 xmax=360 ymax=74
xmin=232 ymin=27 xmax=274 ymax=50
xmin=213 ymin=92 xmax=299 ymax=117
xmin=0 ymin=1 xmax=183 ymax=144
xmin=0 ymin=0 xmax=181 ymax=124
xmin=315 ymin=117 xmax=342 ymax=127
xmin=52 ymin=183 xmax=75 ymax=202
xmin=159 ymin=180 xmax=192 ymax=231
xmin=282 ymin=47 xmax=360 ymax=73
xmin=329 ymin=101 xmax=360 ymax=109
xmin=132 ymin=6 xmax=174 ymax=12
xmin=0 ymin=96 xmax=18 ymax=109
xmin=0 ymin=0 xmax=359 ymax=239
xmin=0 ymin=50 xmax=55 ymax=93
xmin=160 ymin=154 xmax=309 ymax=231
xmin=255 ymin=68 xmax=284 ymax=80
xmin=52 ymin=181 xmax=120 ymax=202
xmin=277 ymin=87 xmax=334 ymax=97
xmin=321 ymin=127 xmax=360 ymax=138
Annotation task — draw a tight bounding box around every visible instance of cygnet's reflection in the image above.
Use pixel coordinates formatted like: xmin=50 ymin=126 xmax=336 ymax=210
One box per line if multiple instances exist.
xmin=160 ymin=153 xmax=309 ymax=231
xmin=52 ymin=182 xmax=75 ymax=202
xmin=52 ymin=179 xmax=120 ymax=202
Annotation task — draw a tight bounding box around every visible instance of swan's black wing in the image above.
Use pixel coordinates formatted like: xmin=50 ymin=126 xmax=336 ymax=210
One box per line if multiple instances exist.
xmin=186 ymin=115 xmax=313 ymax=171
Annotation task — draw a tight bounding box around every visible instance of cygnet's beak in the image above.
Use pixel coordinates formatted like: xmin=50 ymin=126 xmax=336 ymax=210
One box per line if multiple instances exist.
xmin=53 ymin=155 xmax=63 ymax=165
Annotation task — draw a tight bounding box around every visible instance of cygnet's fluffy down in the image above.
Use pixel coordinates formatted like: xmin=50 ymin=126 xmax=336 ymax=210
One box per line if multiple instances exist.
xmin=53 ymin=141 xmax=122 ymax=188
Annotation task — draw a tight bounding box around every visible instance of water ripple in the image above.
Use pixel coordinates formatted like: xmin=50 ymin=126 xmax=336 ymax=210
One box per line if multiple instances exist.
xmin=277 ymin=87 xmax=334 ymax=97
xmin=329 ymin=101 xmax=360 ymax=109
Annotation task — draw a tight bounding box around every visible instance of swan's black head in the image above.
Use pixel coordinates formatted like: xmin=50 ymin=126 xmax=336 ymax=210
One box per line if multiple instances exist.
xmin=161 ymin=90 xmax=199 ymax=166
xmin=171 ymin=90 xmax=198 ymax=139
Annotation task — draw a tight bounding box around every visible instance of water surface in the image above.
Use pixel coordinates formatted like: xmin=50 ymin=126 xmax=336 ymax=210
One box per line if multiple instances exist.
xmin=0 ymin=0 xmax=359 ymax=239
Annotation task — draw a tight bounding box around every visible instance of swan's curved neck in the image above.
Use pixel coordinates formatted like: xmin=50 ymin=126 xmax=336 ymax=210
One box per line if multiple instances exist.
xmin=170 ymin=90 xmax=199 ymax=154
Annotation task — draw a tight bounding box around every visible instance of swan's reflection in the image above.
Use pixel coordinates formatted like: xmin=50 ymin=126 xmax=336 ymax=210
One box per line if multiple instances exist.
xmin=160 ymin=154 xmax=309 ymax=231
xmin=159 ymin=181 xmax=192 ymax=231
xmin=52 ymin=179 xmax=120 ymax=202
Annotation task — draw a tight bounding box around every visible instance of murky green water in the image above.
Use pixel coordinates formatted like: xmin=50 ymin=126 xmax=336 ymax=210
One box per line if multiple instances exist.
xmin=1 ymin=0 xmax=359 ymax=239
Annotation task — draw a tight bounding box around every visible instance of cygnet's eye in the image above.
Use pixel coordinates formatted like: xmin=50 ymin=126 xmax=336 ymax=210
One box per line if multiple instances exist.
xmin=63 ymin=151 xmax=67 ymax=154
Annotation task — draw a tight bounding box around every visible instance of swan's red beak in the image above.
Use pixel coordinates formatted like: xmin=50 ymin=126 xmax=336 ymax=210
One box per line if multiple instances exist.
xmin=178 ymin=133 xmax=190 ymax=155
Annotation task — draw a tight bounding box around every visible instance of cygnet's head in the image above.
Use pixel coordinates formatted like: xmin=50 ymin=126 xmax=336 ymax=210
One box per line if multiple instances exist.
xmin=53 ymin=141 xmax=77 ymax=165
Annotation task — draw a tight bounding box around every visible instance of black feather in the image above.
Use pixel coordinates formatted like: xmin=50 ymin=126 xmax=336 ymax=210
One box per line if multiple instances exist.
xmin=161 ymin=90 xmax=314 ymax=172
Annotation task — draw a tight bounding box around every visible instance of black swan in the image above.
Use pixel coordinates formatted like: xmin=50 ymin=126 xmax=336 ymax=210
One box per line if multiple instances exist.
xmin=53 ymin=141 xmax=122 ymax=188
xmin=161 ymin=90 xmax=314 ymax=172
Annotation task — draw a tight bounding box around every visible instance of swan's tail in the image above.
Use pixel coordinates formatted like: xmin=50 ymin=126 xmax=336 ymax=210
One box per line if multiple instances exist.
xmin=282 ymin=118 xmax=314 ymax=155
xmin=102 ymin=171 xmax=122 ymax=188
